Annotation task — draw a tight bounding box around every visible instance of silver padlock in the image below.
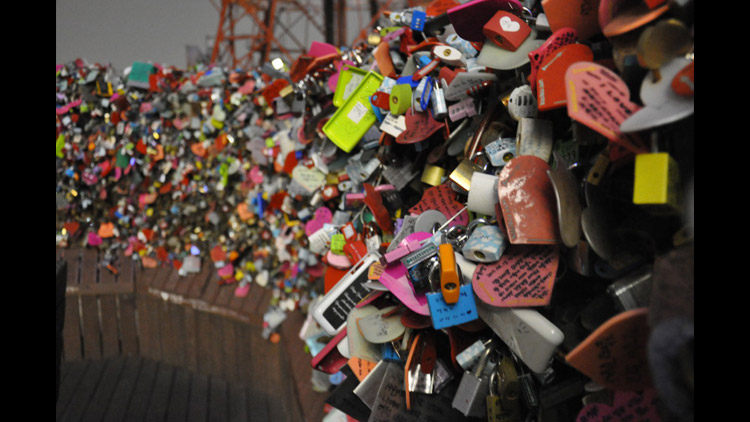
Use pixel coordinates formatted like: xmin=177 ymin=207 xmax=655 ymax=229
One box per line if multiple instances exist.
xmin=431 ymin=79 xmax=448 ymax=120
xmin=452 ymin=339 xmax=498 ymax=417
xmin=461 ymin=219 xmax=509 ymax=263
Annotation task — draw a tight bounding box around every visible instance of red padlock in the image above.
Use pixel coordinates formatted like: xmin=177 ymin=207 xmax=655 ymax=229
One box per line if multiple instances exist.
xmin=482 ymin=10 xmax=531 ymax=52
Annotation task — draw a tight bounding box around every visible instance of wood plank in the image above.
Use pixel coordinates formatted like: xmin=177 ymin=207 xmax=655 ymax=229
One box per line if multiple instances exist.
xmin=152 ymin=265 xmax=173 ymax=291
xmin=79 ymin=249 xmax=102 ymax=359
xmin=56 ymin=360 xmax=90 ymax=419
xmin=246 ymin=327 xmax=271 ymax=421
xmin=168 ymin=299 xmax=188 ymax=368
xmin=123 ymin=358 xmax=159 ymax=422
xmin=175 ymin=269 xmax=198 ymax=297
xmin=228 ymin=283 xmax=247 ymax=314
xmin=241 ymin=283 xmax=265 ymax=317
xmin=58 ymin=359 xmax=107 ymax=422
xmin=201 ymin=273 xmax=222 ymax=305
xmin=99 ymin=295 xmax=121 ymax=358
xmin=101 ymin=357 xmax=143 ymax=422
xmin=166 ymin=366 xmax=192 ymax=422
xmin=207 ymin=313 xmax=226 ymax=378
xmin=159 ymin=299 xmax=178 ymax=367
xmin=117 ymin=255 xmax=139 ymax=356
xmin=264 ymin=342 xmax=292 ymax=422
xmin=234 ymin=323 xmax=254 ymax=387
xmin=184 ymin=306 xmax=199 ymax=373
xmin=81 ymin=358 xmax=127 ymax=422
xmin=221 ymin=319 xmax=239 ymax=384
xmin=228 ymin=385 xmax=249 ymax=422
xmin=187 ymin=372 xmax=209 ymax=422
xmin=188 ymin=265 xmax=212 ymax=300
xmin=208 ymin=376 xmax=229 ymax=422
xmin=118 ymin=292 xmax=139 ymax=356
xmin=62 ymin=293 xmax=83 ymax=361
xmin=195 ymin=309 xmax=213 ymax=376
xmin=145 ymin=293 xmax=164 ymax=361
xmin=145 ymin=362 xmax=176 ymax=422
xmin=214 ymin=280 xmax=235 ymax=309
xmin=163 ymin=263 xmax=183 ymax=294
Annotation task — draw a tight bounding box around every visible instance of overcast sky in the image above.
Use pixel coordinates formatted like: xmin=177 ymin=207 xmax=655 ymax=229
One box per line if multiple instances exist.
xmin=56 ymin=0 xmax=383 ymax=74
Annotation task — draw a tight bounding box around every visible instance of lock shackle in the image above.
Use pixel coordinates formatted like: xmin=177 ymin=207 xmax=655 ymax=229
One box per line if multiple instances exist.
xmin=474 ymin=340 xmax=498 ymax=377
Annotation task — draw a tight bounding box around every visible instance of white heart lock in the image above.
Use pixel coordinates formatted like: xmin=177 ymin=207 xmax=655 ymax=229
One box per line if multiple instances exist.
xmin=500 ymin=16 xmax=520 ymax=32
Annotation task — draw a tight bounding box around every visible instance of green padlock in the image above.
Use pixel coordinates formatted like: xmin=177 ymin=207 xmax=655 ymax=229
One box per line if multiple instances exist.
xmin=389 ymin=84 xmax=412 ymax=115
xmin=330 ymin=233 xmax=346 ymax=255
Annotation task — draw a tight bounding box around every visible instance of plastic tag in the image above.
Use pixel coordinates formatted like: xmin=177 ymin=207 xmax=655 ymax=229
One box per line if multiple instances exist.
xmin=528 ymin=27 xmax=578 ymax=93
xmin=292 ymin=164 xmax=326 ymax=193
xmin=444 ymin=72 xmax=498 ymax=101
xmin=426 ymin=284 xmax=479 ymax=330
xmin=305 ymin=206 xmax=333 ymax=237
xmin=357 ymin=306 xmax=406 ymax=343
xmin=347 ymin=305 xmax=384 ymax=362
xmin=448 ymin=97 xmax=477 ymax=121
xmin=566 ymin=308 xmax=652 ymax=391
xmin=396 ymin=109 xmax=444 ymax=144
xmin=323 ymin=72 xmax=384 ymax=153
xmin=497 ymin=156 xmax=561 ymax=245
xmin=472 ymin=244 xmax=559 ymax=307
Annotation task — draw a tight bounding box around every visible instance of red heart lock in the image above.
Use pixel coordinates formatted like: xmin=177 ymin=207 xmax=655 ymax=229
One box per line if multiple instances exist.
xmin=483 ymin=10 xmax=531 ymax=52
xmin=448 ymin=0 xmax=523 ymax=42
xmin=536 ymin=43 xmax=593 ymax=111
xmin=396 ymin=109 xmax=444 ymax=144
xmin=527 ymin=27 xmax=578 ymax=94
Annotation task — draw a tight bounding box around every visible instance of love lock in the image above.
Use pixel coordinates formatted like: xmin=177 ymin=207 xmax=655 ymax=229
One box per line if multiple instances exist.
xmin=461 ymin=218 xmax=509 ymax=263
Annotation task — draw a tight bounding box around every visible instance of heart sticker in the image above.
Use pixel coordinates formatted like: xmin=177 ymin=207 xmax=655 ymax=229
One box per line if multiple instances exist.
xmin=472 ymin=244 xmax=559 ymax=307
xmin=379 ymin=231 xmax=432 ymax=315
xmin=566 ymin=308 xmax=652 ymax=391
xmin=497 ymin=156 xmax=561 ymax=245
xmin=447 ymin=0 xmax=523 ymax=42
xmin=292 ymin=164 xmax=326 ymax=193
xmin=408 ymin=183 xmax=469 ymax=228
xmin=500 ymin=16 xmax=520 ymax=32
xmin=566 ymin=61 xmax=647 ymax=155
xmin=528 ymin=27 xmax=578 ymax=93
xmin=576 ymin=389 xmax=662 ymax=422
xmin=620 ymin=57 xmax=694 ymax=133
xmin=537 ymin=43 xmax=593 ymax=111
xmin=396 ymin=109 xmax=445 ymax=144
xmin=304 ymin=206 xmax=333 ymax=237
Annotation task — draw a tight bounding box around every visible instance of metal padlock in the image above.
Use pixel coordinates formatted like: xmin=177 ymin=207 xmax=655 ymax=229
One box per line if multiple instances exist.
xmin=486 ymin=371 xmax=505 ymax=422
xmin=452 ymin=340 xmax=498 ymax=417
xmin=425 ymin=252 xmax=479 ymax=330
xmin=431 ymin=79 xmax=448 ymax=120
xmin=449 ymin=152 xmax=489 ymax=192
xmin=412 ymin=76 xmax=432 ymax=113
xmin=461 ymin=220 xmax=508 ymax=263
xmin=484 ymin=137 xmax=516 ymax=167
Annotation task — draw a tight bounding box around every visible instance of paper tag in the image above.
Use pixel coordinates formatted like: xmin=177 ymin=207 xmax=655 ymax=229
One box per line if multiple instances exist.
xmin=357 ymin=306 xmax=405 ymax=343
xmin=577 ymin=389 xmax=662 ymax=422
xmin=566 ymin=308 xmax=652 ymax=391
xmin=498 ymin=156 xmax=561 ymax=244
xmin=409 ymin=184 xmax=469 ymax=228
xmin=379 ymin=113 xmax=407 ymax=137
xmin=472 ymin=244 xmax=559 ymax=307
xmin=348 ymin=102 xmax=370 ymax=124
xmin=566 ymin=62 xmax=646 ymax=154
xmin=396 ymin=110 xmax=444 ymax=144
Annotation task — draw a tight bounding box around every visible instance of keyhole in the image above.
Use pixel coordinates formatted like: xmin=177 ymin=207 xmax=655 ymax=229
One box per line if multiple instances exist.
xmin=474 ymin=250 xmax=486 ymax=260
xmin=444 ymin=282 xmax=457 ymax=290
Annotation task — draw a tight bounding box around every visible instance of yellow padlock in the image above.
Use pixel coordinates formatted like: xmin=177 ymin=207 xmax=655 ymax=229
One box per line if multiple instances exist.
xmin=421 ymin=165 xmax=445 ymax=186
xmin=633 ymin=152 xmax=681 ymax=215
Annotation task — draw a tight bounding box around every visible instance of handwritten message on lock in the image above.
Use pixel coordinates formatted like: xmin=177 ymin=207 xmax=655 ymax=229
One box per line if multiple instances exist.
xmin=472 ymin=244 xmax=559 ymax=307
xmin=409 ymin=183 xmax=469 ymax=228
xmin=565 ymin=62 xmax=646 ymax=154
xmin=577 ymin=388 xmax=662 ymax=422
xmin=566 ymin=308 xmax=652 ymax=391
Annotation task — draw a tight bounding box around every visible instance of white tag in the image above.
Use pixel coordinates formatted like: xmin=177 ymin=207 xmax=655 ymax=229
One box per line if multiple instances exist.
xmin=379 ymin=113 xmax=407 ymax=137
xmin=347 ymin=102 xmax=369 ymax=125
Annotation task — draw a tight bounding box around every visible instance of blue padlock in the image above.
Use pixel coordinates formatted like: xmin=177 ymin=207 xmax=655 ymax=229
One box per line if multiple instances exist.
xmin=425 ymin=258 xmax=479 ymax=330
xmin=484 ymin=137 xmax=516 ymax=168
xmin=461 ymin=223 xmax=508 ymax=263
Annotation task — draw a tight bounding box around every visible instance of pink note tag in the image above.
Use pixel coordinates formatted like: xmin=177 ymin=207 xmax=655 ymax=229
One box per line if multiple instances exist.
xmin=497 ymin=156 xmax=561 ymax=245
xmin=408 ymin=183 xmax=469 ymax=228
xmin=576 ymin=389 xmax=662 ymax=422
xmin=565 ymin=62 xmax=647 ymax=155
xmin=378 ymin=232 xmax=433 ymax=315
xmin=472 ymin=244 xmax=559 ymax=307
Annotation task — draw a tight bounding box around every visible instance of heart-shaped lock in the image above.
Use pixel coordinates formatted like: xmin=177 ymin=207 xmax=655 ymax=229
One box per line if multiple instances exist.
xmin=304 ymin=206 xmax=333 ymax=237
xmin=98 ymin=222 xmax=115 ymax=238
xmin=537 ymin=43 xmax=593 ymax=111
xmin=236 ymin=202 xmax=253 ymax=221
xmin=565 ymin=61 xmax=647 ymax=155
xmin=292 ymin=164 xmax=326 ymax=193
xmin=396 ymin=108 xmax=444 ymax=144
xmin=87 ymin=231 xmax=103 ymax=246
xmin=527 ymin=27 xmax=578 ymax=93
xmin=483 ymin=10 xmax=531 ymax=52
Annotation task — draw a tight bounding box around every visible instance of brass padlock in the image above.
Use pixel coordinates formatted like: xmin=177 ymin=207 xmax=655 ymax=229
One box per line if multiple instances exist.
xmin=449 ymin=151 xmax=489 ymax=192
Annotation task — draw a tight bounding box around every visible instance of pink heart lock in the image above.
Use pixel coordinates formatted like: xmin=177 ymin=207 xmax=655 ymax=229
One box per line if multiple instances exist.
xmin=217 ymin=263 xmax=234 ymax=280
xmin=249 ymin=165 xmax=264 ymax=184
xmin=378 ymin=231 xmax=433 ymax=315
xmin=304 ymin=206 xmax=333 ymax=237
xmin=565 ymin=62 xmax=648 ymax=155
xmin=234 ymin=283 xmax=251 ymax=298
xmin=87 ymin=231 xmax=103 ymax=246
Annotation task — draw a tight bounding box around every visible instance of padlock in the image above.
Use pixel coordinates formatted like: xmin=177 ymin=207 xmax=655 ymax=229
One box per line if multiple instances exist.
xmin=431 ymin=79 xmax=448 ymax=120
xmin=605 ymin=266 xmax=653 ymax=311
xmin=425 ymin=252 xmax=479 ymax=330
xmin=452 ymin=339 xmax=497 ymax=417
xmin=389 ymin=84 xmax=412 ymax=115
xmin=449 ymin=152 xmax=488 ymax=192
xmin=438 ymin=243 xmax=460 ymax=304
xmin=496 ymin=356 xmax=522 ymax=416
xmin=632 ymin=152 xmax=682 ymax=215
xmin=486 ymin=371 xmax=504 ymax=422
xmin=412 ymin=77 xmax=432 ymax=113
xmin=330 ymin=233 xmax=346 ymax=255
xmin=484 ymin=138 xmax=516 ymax=167
xmin=482 ymin=10 xmax=532 ymax=52
xmin=461 ymin=221 xmax=508 ymax=263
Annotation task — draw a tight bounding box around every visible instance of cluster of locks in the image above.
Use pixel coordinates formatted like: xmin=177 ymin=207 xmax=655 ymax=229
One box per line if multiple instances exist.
xmin=56 ymin=0 xmax=694 ymax=420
